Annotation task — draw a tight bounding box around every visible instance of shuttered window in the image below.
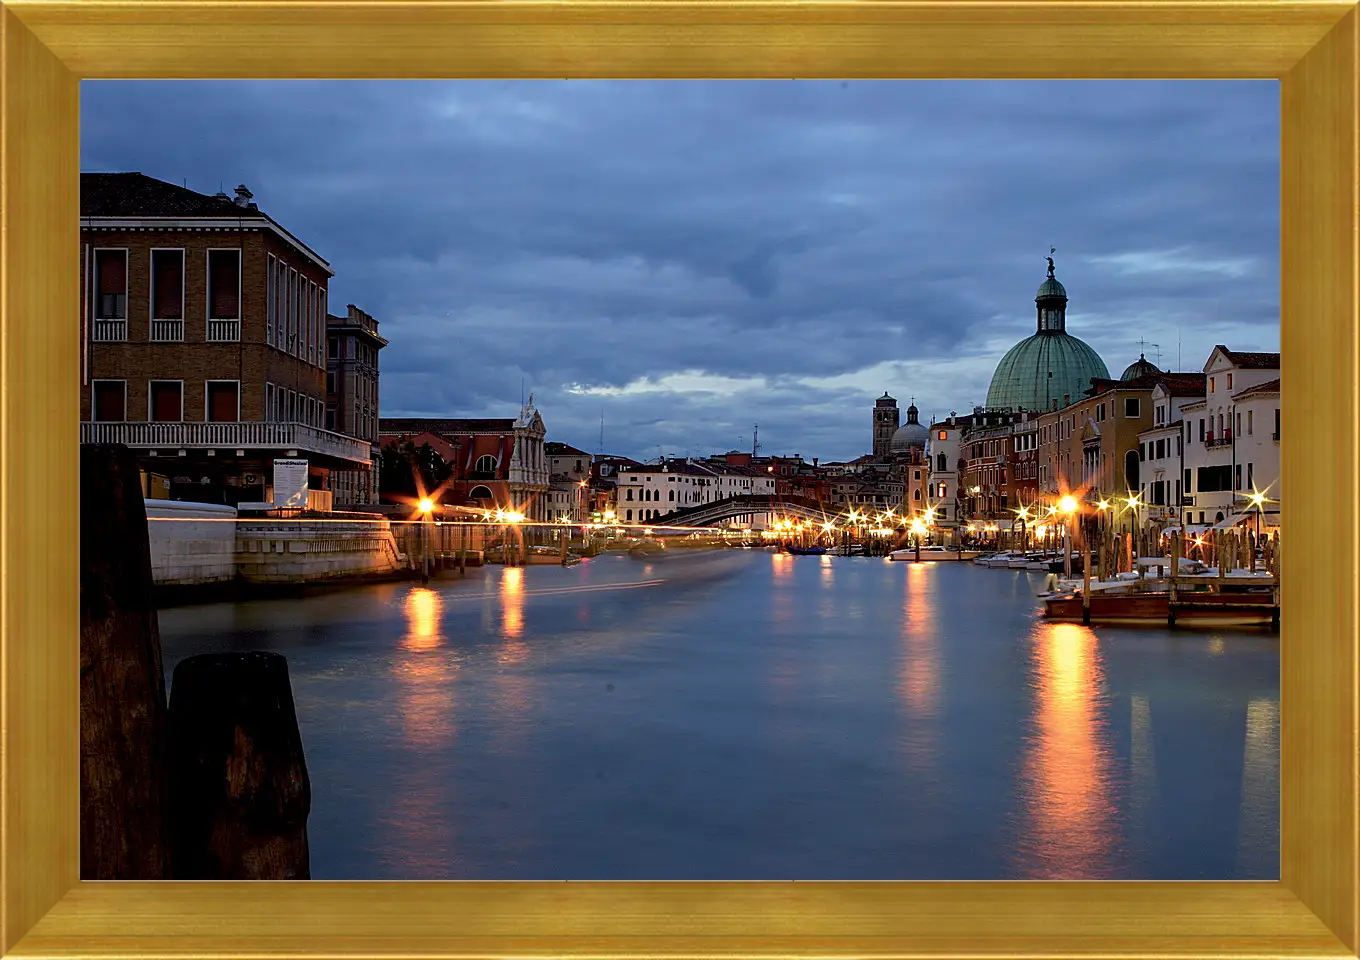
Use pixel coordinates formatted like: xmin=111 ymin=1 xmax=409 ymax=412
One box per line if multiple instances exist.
xmin=151 ymin=250 xmax=184 ymax=319
xmin=208 ymin=250 xmax=241 ymax=319
xmin=92 ymin=381 xmax=126 ymax=422
xmin=149 ymin=381 xmax=182 ymax=422
xmin=206 ymin=381 xmax=239 ymax=422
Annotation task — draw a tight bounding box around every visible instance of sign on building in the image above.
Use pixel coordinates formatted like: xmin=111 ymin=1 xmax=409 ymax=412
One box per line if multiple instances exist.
xmin=273 ymin=458 xmax=309 ymax=508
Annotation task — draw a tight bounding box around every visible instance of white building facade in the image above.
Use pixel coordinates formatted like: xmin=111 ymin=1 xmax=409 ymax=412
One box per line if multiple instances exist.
xmin=1178 ymin=347 xmax=1280 ymax=532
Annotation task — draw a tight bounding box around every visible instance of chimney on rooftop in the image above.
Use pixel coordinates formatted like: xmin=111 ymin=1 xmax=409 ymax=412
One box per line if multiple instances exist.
xmin=233 ymin=184 xmax=253 ymax=208
xmin=813 ymin=458 xmax=819 ymax=466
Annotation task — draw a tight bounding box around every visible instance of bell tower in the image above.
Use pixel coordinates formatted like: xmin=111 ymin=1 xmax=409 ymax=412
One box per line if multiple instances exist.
xmin=873 ymin=392 xmax=899 ymax=460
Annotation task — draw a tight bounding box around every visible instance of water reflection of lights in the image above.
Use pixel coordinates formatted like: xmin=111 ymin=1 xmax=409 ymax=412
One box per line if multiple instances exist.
xmin=394 ymin=587 xmax=457 ymax=751
xmin=896 ymin=562 xmax=940 ymax=776
xmin=1016 ymin=622 xmax=1118 ymax=878
xmin=898 ymin=563 xmax=940 ymax=718
xmin=772 ymin=552 xmax=792 ymax=579
xmin=1235 ymin=698 xmax=1279 ymax=876
xmin=403 ymin=587 xmax=444 ymax=652
xmin=498 ymin=567 xmax=529 ymax=662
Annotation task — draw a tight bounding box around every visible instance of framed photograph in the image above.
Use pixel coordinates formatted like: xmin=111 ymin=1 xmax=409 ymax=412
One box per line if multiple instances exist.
xmin=2 ymin=2 xmax=1356 ymax=959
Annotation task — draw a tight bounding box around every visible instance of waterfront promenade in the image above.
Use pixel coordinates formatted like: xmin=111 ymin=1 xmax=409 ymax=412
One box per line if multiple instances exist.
xmin=157 ymin=549 xmax=1279 ymax=881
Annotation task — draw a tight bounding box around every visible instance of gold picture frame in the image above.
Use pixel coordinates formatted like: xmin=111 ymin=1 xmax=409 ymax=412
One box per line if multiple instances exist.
xmin=2 ymin=2 xmax=1356 ymax=957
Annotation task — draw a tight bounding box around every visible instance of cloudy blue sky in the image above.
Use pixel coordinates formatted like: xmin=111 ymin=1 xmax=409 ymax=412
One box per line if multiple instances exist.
xmin=81 ymin=81 xmax=1279 ymax=463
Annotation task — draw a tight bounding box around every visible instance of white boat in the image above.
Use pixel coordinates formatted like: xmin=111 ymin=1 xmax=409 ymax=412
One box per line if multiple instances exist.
xmin=889 ymin=545 xmax=982 ymax=562
xmin=985 ymin=553 xmax=1015 ymax=568
xmin=972 ymin=553 xmax=996 ymax=565
xmin=1025 ymin=553 xmax=1055 ymax=570
xmin=1007 ymin=554 xmax=1034 ymax=569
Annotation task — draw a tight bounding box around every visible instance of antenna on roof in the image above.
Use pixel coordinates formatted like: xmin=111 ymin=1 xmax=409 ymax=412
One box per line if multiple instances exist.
xmin=752 ymin=423 xmax=759 ymax=458
xmin=599 ymin=409 xmax=604 ymax=455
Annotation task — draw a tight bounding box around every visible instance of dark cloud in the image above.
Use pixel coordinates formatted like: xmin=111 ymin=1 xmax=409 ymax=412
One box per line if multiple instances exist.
xmin=81 ymin=80 xmax=1279 ymax=462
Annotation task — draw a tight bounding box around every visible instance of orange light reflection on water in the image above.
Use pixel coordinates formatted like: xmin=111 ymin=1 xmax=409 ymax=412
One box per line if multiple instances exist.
xmin=898 ymin=562 xmax=940 ymax=718
xmin=1017 ymin=622 xmax=1119 ymax=877
xmin=394 ymin=587 xmax=458 ymax=751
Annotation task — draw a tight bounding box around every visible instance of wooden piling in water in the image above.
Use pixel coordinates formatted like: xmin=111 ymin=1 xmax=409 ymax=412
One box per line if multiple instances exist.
xmin=167 ymin=652 xmax=312 ymax=880
xmin=80 ymin=443 xmax=172 ymax=880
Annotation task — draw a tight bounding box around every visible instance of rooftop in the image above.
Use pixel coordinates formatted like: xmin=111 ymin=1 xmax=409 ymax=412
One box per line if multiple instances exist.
xmin=380 ymin=418 xmax=517 ymax=435
xmin=1233 ymin=378 xmax=1281 ymax=398
xmin=1217 ymin=346 xmax=1281 ymax=370
xmin=81 ymin=172 xmax=332 ymax=273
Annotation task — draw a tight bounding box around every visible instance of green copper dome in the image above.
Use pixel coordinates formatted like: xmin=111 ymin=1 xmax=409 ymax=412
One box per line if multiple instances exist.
xmin=986 ymin=333 xmax=1110 ymax=412
xmin=1036 ymin=276 xmax=1067 ymax=300
xmin=1120 ymin=354 xmax=1161 ymax=380
xmin=985 ymin=255 xmax=1109 ymax=412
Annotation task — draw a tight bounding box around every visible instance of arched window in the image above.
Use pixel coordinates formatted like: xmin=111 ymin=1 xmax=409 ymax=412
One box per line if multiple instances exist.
xmin=475 ymin=454 xmax=497 ymax=473
xmin=937 ymin=453 xmax=947 ymax=472
xmin=1124 ymin=449 xmax=1140 ymax=489
xmin=913 ymin=489 xmax=921 ymax=500
xmin=468 ymin=485 xmax=493 ymax=500
xmin=939 ymin=483 xmax=948 ymax=499
xmin=626 ymin=509 xmax=633 ymax=521
xmin=626 ymin=488 xmax=634 ymax=501
xmin=669 ymin=489 xmax=675 ymax=501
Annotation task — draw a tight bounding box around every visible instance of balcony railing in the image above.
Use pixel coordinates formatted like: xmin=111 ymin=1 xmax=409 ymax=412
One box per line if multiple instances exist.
xmin=81 ymin=420 xmax=372 ymax=465
xmin=1206 ymin=434 xmax=1233 ymax=448
xmin=207 ymin=318 xmax=242 ymax=342
xmin=92 ymin=319 xmax=127 ymax=342
xmin=150 ymin=318 xmax=185 ymax=342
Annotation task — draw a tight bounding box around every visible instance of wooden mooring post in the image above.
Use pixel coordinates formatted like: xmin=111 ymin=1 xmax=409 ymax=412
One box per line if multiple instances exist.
xmin=80 ymin=443 xmax=172 ymax=880
xmin=168 ymin=651 xmax=312 ymax=880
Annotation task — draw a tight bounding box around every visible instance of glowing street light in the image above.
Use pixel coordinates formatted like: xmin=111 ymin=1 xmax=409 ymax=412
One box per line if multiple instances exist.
xmin=503 ymin=510 xmax=525 ymax=524
xmin=1058 ymin=495 xmax=1078 ymax=515
xmin=418 ymin=497 xmax=435 ymax=514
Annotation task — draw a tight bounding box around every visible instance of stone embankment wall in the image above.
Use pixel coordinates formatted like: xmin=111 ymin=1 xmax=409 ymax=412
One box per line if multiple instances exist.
xmin=146 ymin=501 xmax=238 ymax=585
xmin=146 ymin=502 xmax=404 ymax=586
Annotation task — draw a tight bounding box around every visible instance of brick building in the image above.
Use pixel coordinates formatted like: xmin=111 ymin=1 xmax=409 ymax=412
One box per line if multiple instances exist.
xmin=79 ymin=172 xmax=371 ymax=505
xmin=379 ymin=397 xmax=550 ymax=521
xmin=326 ymin=304 xmax=387 ymax=504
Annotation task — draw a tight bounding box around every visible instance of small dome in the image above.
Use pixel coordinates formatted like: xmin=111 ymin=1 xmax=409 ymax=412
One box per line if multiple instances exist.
xmin=1036 ymin=276 xmax=1068 ymax=301
xmin=1120 ymin=353 xmax=1161 ymax=381
xmin=889 ymin=421 xmax=928 ymax=453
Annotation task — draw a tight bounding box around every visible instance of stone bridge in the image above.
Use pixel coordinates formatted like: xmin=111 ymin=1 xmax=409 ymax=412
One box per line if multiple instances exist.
xmin=660 ymin=494 xmax=836 ymax=528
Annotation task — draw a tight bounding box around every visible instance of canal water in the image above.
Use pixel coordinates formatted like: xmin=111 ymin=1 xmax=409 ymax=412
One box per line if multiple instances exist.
xmin=158 ymin=549 xmax=1279 ymax=880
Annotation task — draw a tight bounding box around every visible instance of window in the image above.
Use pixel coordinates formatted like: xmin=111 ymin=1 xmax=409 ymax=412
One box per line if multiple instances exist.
xmin=325 ymin=410 xmax=335 ymax=431
xmin=93 ymin=250 xmax=128 ymax=320
xmin=329 ymin=337 xmax=339 ymax=359
xmin=149 ymin=381 xmax=183 ymax=422
xmin=91 ymin=380 xmax=126 ymax=422
xmin=1227 ymin=373 xmax=1233 ymax=389
xmin=1184 ymin=468 xmax=1192 ymax=493
xmin=475 ymin=454 xmax=497 ymax=474
xmin=1274 ymin=408 xmax=1281 ymax=439
xmin=913 ymin=489 xmax=921 ymax=500
xmin=1247 ymin=410 xmax=1254 ymax=435
xmin=1199 ymin=419 xmax=1205 ymax=442
xmin=205 ymin=381 xmax=240 ymax=422
xmin=1247 ymin=463 xmax=1254 ymax=489
xmin=1209 ymin=377 xmax=1215 ymax=393
xmin=669 ymin=490 xmax=675 ymax=502
xmin=1235 ymin=464 xmax=1243 ymax=490
xmin=938 ymin=431 xmax=947 ymax=441
xmin=326 ymin=372 xmax=336 ymax=394
xmin=626 ymin=509 xmax=633 ymax=522
xmin=150 ymin=249 xmax=184 ymax=321
xmin=207 ymin=250 xmax=241 ymax=319
xmin=937 ymin=453 xmax=947 ymax=472
xmin=1124 ymin=398 xmax=1140 ymax=418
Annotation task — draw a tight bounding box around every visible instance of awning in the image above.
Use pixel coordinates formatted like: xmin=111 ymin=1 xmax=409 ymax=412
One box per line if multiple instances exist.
xmin=1211 ymin=512 xmax=1254 ymax=531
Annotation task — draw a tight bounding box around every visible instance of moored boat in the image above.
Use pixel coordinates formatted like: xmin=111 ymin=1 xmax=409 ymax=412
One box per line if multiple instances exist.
xmin=785 ymin=545 xmax=828 ymax=556
xmin=888 ymin=545 xmax=983 ymax=562
xmin=985 ymin=553 xmax=1015 ymax=568
xmin=1043 ymin=588 xmax=1276 ymax=627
